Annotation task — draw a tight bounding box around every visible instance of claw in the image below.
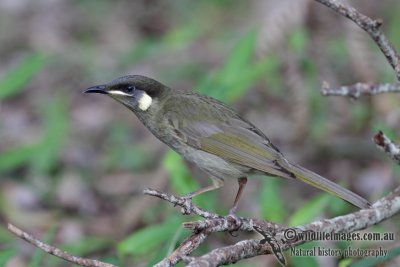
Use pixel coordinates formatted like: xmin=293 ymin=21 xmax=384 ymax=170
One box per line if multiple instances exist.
xmin=227 ymin=210 xmax=242 ymax=233
xmin=180 ymin=195 xmax=194 ymax=215
xmin=228 ymin=230 xmax=239 ymax=237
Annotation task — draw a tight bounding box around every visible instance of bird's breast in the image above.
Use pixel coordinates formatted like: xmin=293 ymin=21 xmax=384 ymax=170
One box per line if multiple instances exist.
xmin=172 ymin=144 xmax=248 ymax=180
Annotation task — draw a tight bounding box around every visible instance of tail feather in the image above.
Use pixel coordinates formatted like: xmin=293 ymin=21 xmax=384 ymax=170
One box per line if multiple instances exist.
xmin=286 ymin=162 xmax=370 ymax=209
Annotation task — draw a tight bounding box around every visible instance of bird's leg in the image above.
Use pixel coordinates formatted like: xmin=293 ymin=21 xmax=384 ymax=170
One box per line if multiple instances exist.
xmin=227 ymin=177 xmax=247 ymax=231
xmin=181 ymin=177 xmax=224 ymax=214
xmin=229 ymin=177 xmax=248 ymax=215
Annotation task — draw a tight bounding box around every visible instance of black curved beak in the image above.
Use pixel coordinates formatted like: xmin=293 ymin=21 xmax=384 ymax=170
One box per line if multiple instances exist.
xmin=83 ymin=85 xmax=108 ymax=94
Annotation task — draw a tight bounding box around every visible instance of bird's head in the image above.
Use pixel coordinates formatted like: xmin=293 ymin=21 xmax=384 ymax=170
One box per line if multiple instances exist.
xmin=84 ymin=75 xmax=169 ymax=112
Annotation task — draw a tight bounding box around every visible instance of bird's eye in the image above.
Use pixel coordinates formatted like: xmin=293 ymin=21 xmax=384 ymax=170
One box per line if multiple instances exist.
xmin=126 ymin=85 xmax=135 ymax=93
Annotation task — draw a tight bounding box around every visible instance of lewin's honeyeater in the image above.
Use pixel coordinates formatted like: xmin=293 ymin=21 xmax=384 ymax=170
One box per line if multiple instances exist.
xmin=84 ymin=75 xmax=370 ymax=215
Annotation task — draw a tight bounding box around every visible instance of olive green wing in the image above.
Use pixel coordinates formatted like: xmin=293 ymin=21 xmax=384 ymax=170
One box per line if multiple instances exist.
xmin=183 ymin=120 xmax=294 ymax=178
xmin=162 ymin=94 xmax=294 ymax=179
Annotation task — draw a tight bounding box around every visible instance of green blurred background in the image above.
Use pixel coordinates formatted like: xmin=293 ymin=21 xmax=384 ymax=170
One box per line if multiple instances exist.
xmin=0 ymin=0 xmax=399 ymax=266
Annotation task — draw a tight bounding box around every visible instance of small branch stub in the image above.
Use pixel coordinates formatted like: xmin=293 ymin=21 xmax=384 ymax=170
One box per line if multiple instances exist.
xmin=373 ymin=131 xmax=400 ymax=164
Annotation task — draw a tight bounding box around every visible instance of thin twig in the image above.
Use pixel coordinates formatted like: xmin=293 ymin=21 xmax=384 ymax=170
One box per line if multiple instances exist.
xmin=321 ymin=81 xmax=400 ymax=99
xmin=314 ymin=0 xmax=400 ymax=80
xmin=7 ymin=224 xmax=116 ymax=267
xmin=143 ymin=188 xmax=221 ymax=219
xmin=373 ymin=131 xmax=400 ymax=164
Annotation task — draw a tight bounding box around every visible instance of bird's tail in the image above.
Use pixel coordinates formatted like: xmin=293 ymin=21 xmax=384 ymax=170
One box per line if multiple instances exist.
xmin=284 ymin=161 xmax=370 ymax=209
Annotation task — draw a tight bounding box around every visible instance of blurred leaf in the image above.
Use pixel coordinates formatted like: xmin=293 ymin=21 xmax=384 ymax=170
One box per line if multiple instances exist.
xmin=218 ymin=31 xmax=257 ymax=81
xmin=32 ymin=96 xmax=69 ymax=173
xmin=339 ymin=257 xmax=353 ymax=267
xmin=102 ymin=123 xmax=154 ymax=171
xmin=262 ymin=54 xmax=284 ymax=95
xmin=259 ymin=177 xmax=285 ymax=223
xmin=0 ymin=249 xmax=16 ymax=266
xmin=327 ymin=39 xmax=350 ymax=68
xmin=0 ymin=144 xmax=40 ymax=172
xmin=349 ymin=246 xmax=400 ymax=267
xmin=289 ymin=194 xmax=330 ymax=226
xmin=0 ymin=225 xmax=15 ymax=244
xmin=303 ymin=55 xmax=329 ymax=141
xmin=308 ymin=87 xmax=329 ymax=140
xmin=0 ymin=95 xmax=69 ymax=173
xmin=288 ymin=28 xmax=309 ymax=53
xmin=28 ymin=225 xmax=56 ymax=267
xmin=196 ymin=30 xmax=271 ymax=103
xmin=327 ymin=194 xmax=351 ymax=216
xmin=388 ymin=9 xmax=400 ymax=57
xmin=163 ymin=150 xmax=199 ymax=195
xmin=47 ymin=237 xmax=114 ymax=266
xmin=0 ymin=53 xmax=49 ymax=99
xmin=163 ymin=23 xmax=201 ymax=48
xmin=166 ymin=227 xmax=184 ymax=255
xmin=226 ymin=59 xmax=272 ymax=102
xmin=117 ymin=216 xmax=182 ymax=257
xmin=350 ymin=103 xmax=371 ymax=132
xmin=392 ymin=165 xmax=400 ymax=182
xmin=61 ymin=237 xmax=112 ymax=256
xmin=147 ymin=245 xmax=170 ymax=267
xmin=147 ymin=227 xmax=184 ymax=267
xmin=121 ymin=39 xmax=160 ymax=65
xmin=162 ymin=62 xmax=204 ymax=84
xmin=122 ymin=22 xmax=201 ymax=66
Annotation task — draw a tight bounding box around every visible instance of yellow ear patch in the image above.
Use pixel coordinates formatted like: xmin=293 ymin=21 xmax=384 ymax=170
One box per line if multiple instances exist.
xmin=138 ymin=93 xmax=152 ymax=111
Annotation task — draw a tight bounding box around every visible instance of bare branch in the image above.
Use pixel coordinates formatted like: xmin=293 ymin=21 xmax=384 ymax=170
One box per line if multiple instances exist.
xmin=7 ymin=223 xmax=116 ymax=267
xmin=321 ymin=81 xmax=400 ymax=99
xmin=185 ymin=186 xmax=400 ymax=266
xmin=146 ymin=185 xmax=400 ymax=266
xmin=145 ymin=188 xmax=285 ymax=266
xmin=144 ymin=188 xmax=283 ymax=233
xmin=314 ymin=0 xmax=400 ymax=80
xmin=373 ymin=131 xmax=400 ymax=164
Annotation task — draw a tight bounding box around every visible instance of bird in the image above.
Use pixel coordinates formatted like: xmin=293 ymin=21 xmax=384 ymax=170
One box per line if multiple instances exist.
xmin=84 ymin=75 xmax=370 ymax=215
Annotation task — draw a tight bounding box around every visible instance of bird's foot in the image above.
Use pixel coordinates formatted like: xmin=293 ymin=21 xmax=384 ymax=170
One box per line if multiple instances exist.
xmin=179 ymin=194 xmax=194 ymax=215
xmin=227 ymin=208 xmax=242 ymax=236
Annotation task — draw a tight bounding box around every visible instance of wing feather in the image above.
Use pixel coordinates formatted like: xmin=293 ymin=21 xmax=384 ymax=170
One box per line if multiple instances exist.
xmin=162 ymin=95 xmax=292 ymax=179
